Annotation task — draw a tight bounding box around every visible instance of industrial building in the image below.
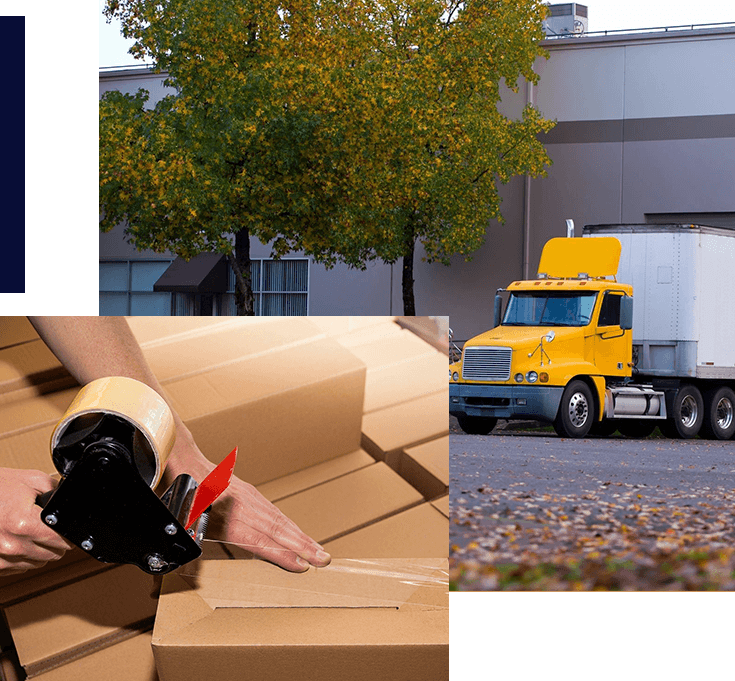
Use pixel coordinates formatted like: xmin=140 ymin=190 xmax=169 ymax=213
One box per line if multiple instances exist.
xmin=99 ymin=14 xmax=735 ymax=323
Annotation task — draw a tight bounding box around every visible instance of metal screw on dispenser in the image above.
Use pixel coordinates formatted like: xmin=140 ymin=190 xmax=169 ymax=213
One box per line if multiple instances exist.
xmin=164 ymin=523 xmax=178 ymax=536
xmin=45 ymin=514 xmax=58 ymax=526
xmin=147 ymin=554 xmax=168 ymax=572
xmin=81 ymin=539 xmax=94 ymax=551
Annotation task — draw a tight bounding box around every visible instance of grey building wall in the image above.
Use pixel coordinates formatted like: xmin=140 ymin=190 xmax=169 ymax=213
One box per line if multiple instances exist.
xmin=100 ymin=28 xmax=735 ymax=323
xmin=431 ymin=27 xmax=735 ymax=340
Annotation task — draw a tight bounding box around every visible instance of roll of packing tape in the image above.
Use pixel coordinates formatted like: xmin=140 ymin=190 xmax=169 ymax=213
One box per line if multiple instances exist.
xmin=50 ymin=377 xmax=175 ymax=488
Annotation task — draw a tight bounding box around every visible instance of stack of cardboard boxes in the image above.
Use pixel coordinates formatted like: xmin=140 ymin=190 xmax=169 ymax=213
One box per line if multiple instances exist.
xmin=0 ymin=316 xmax=448 ymax=681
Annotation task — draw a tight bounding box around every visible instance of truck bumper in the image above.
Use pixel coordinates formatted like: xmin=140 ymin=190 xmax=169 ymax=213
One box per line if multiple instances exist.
xmin=449 ymin=383 xmax=564 ymax=422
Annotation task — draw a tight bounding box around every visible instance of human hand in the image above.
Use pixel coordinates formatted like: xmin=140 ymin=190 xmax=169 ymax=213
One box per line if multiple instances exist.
xmin=165 ymin=433 xmax=331 ymax=573
xmin=206 ymin=474 xmax=332 ymax=572
xmin=0 ymin=468 xmax=74 ymax=576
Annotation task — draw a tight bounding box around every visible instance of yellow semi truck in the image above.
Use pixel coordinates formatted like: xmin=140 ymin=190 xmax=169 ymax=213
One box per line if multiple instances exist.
xmin=449 ymin=224 xmax=735 ymax=440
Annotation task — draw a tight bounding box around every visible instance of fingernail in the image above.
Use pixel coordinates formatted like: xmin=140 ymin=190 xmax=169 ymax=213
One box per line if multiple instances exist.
xmin=296 ymin=556 xmax=309 ymax=570
xmin=316 ymin=549 xmax=331 ymax=564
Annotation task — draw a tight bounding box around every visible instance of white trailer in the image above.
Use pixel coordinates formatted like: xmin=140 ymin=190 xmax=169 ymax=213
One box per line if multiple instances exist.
xmin=584 ymin=223 xmax=735 ymax=439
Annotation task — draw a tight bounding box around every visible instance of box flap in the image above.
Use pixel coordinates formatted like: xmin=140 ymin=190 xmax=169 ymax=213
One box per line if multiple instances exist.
xmin=431 ymin=495 xmax=449 ymax=518
xmin=175 ymin=557 xmax=445 ymax=610
xmin=0 ymin=318 xmax=39 ymax=349
xmin=154 ymin=558 xmax=447 ymax=644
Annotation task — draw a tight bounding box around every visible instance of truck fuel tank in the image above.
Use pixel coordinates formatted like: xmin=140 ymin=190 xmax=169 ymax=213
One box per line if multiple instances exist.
xmin=605 ymin=385 xmax=666 ymax=419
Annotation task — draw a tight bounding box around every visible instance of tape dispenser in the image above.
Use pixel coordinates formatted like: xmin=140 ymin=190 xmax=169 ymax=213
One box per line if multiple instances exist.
xmin=35 ymin=377 xmax=236 ymax=575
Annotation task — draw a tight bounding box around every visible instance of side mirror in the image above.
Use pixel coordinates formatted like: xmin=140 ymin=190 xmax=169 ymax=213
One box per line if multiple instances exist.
xmin=493 ymin=294 xmax=503 ymax=328
xmin=620 ymin=295 xmax=634 ymax=330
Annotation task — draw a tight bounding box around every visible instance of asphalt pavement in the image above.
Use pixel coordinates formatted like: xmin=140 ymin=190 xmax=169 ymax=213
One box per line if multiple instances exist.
xmin=450 ymin=430 xmax=735 ymax=559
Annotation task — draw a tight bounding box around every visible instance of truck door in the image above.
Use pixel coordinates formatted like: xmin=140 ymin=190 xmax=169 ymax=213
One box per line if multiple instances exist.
xmin=594 ymin=291 xmax=632 ymax=377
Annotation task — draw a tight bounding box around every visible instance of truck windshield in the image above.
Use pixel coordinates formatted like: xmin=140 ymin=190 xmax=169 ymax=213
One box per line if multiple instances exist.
xmin=503 ymin=291 xmax=597 ymax=327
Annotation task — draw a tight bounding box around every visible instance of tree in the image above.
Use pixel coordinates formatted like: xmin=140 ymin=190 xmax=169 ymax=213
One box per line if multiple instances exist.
xmin=100 ymin=0 xmax=553 ymax=315
xmin=309 ymin=0 xmax=555 ymax=314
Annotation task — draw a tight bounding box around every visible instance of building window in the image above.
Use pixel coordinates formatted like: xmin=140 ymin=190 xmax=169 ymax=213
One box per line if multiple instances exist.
xmin=100 ymin=257 xmax=309 ymax=316
xmin=99 ymin=260 xmax=174 ymax=315
xmin=219 ymin=259 xmax=309 ymax=315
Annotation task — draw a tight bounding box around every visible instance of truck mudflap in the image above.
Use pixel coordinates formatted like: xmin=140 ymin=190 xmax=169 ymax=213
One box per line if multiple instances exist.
xmin=449 ymin=383 xmax=564 ymax=422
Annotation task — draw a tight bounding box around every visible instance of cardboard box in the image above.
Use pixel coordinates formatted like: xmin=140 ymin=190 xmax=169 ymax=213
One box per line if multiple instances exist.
xmin=256 ymin=449 xmax=375 ymax=502
xmin=323 ymin=503 xmax=449 ymax=559
xmin=165 ymin=337 xmax=365 ymax=486
xmin=361 ymin=391 xmax=449 ymax=462
xmin=136 ymin=318 xmax=326 ymax=383
xmin=431 ymin=495 xmax=449 ymax=519
xmin=363 ymin=352 xmax=448 ymax=414
xmin=30 ymin=631 xmax=157 ymax=681
xmin=0 ymin=318 xmax=39 ymax=349
xmin=124 ymin=316 xmax=236 ymax=345
xmin=0 ymin=551 xmax=103 ymax=607
xmin=350 ymin=324 xmax=446 ymax=370
xmin=397 ymin=436 xmax=449 ymax=501
xmin=0 ymin=392 xmax=76 ymax=472
xmin=152 ymin=558 xmax=448 ymax=681
xmin=306 ymin=316 xmax=396 ymax=337
xmin=0 ymin=341 xmax=69 ymax=399
xmin=395 ymin=316 xmax=449 ymax=354
xmin=273 ymin=463 xmax=423 ymax=544
xmin=3 ymin=565 xmax=159 ymax=678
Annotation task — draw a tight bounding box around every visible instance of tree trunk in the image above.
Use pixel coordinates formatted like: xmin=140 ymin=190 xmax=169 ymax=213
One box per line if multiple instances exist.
xmin=228 ymin=227 xmax=255 ymax=316
xmin=401 ymin=228 xmax=416 ymax=316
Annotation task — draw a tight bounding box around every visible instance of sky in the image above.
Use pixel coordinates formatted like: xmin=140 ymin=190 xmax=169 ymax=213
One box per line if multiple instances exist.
xmin=100 ymin=0 xmax=735 ymax=67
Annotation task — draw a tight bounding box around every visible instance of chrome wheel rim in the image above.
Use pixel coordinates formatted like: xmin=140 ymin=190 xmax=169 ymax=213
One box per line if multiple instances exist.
xmin=716 ymin=397 xmax=734 ymax=431
xmin=568 ymin=392 xmax=589 ymax=428
xmin=680 ymin=395 xmax=698 ymax=429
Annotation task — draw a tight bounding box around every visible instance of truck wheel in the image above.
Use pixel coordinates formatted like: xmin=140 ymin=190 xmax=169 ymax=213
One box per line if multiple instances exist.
xmin=661 ymin=385 xmax=704 ymax=439
xmin=553 ymin=380 xmax=593 ymax=438
xmin=457 ymin=415 xmax=497 ymax=435
xmin=701 ymin=387 xmax=735 ymax=440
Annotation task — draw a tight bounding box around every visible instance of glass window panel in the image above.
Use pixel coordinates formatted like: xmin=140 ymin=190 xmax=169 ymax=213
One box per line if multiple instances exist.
xmin=99 ymin=292 xmax=129 ymax=315
xmin=131 ymin=261 xmax=172 ymax=292
xmin=130 ymin=293 xmax=172 ymax=316
xmin=99 ymin=263 xmax=129 ymax=292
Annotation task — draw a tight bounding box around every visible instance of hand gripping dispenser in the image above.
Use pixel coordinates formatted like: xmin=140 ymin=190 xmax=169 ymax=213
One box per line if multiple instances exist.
xmin=35 ymin=377 xmax=236 ymax=575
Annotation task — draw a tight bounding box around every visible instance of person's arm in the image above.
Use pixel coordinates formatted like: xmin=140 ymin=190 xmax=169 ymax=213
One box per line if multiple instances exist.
xmin=28 ymin=316 xmax=331 ymax=572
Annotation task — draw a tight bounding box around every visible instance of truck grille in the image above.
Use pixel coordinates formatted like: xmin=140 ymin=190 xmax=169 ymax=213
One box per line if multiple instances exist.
xmin=462 ymin=347 xmax=512 ymax=381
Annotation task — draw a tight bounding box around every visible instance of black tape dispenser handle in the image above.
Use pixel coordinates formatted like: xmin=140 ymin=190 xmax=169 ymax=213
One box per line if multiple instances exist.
xmin=36 ymin=489 xmax=55 ymax=508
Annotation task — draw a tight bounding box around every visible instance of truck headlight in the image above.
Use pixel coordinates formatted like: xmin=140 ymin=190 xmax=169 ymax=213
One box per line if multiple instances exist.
xmin=526 ymin=371 xmax=538 ymax=383
xmin=452 ymin=372 xmax=459 ymax=381
xmin=514 ymin=373 xmax=524 ymax=383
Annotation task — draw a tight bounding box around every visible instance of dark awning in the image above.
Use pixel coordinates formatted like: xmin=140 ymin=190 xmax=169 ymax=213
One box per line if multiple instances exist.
xmin=153 ymin=253 xmax=228 ymax=293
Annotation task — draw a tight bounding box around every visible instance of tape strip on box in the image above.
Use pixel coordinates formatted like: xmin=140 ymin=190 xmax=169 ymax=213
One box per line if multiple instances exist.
xmin=177 ymin=541 xmax=448 ymax=611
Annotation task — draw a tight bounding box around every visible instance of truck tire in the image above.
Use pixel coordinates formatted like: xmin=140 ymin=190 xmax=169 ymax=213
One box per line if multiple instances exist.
xmin=457 ymin=415 xmax=497 ymax=435
xmin=701 ymin=387 xmax=735 ymax=440
xmin=661 ymin=385 xmax=704 ymax=439
xmin=553 ymin=380 xmax=594 ymax=438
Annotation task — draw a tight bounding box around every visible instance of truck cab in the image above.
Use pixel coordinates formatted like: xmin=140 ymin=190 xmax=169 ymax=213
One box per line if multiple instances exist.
xmin=449 ymin=236 xmax=635 ymax=437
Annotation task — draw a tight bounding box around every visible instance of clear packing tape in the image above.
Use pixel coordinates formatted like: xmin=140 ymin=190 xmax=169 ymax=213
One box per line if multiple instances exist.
xmin=175 ymin=538 xmax=448 ymax=611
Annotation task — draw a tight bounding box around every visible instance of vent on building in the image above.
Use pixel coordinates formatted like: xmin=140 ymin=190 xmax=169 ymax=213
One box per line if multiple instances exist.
xmin=544 ymin=3 xmax=588 ymax=37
